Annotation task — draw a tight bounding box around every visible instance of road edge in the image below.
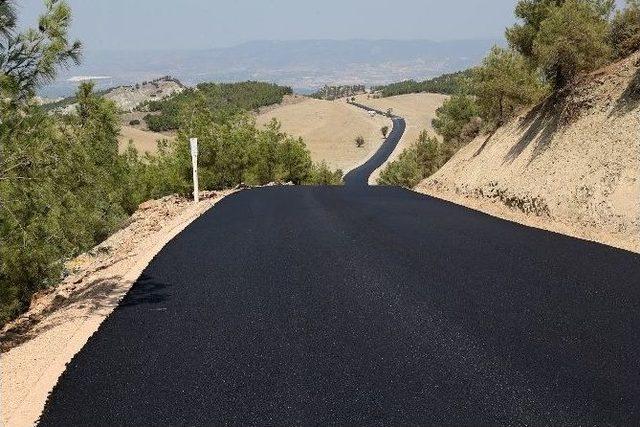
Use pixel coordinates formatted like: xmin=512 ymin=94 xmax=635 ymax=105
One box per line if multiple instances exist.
xmin=1 ymin=190 xmax=237 ymax=427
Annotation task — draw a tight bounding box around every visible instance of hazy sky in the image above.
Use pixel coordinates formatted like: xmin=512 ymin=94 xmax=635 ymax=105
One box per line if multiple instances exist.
xmin=17 ymin=0 xmax=525 ymax=50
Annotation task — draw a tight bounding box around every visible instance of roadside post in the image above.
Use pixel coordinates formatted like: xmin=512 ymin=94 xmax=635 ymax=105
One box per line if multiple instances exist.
xmin=190 ymin=138 xmax=199 ymax=203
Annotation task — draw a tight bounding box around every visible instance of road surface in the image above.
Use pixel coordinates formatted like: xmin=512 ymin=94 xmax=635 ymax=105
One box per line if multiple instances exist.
xmin=39 ymin=115 xmax=640 ymax=425
xmin=343 ymin=103 xmax=405 ymax=186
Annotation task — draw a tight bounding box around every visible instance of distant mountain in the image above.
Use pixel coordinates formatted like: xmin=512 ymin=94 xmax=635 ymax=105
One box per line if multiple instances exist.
xmin=43 ymin=39 xmax=498 ymax=97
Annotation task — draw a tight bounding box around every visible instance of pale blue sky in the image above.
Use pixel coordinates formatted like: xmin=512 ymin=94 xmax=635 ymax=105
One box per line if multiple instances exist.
xmin=18 ymin=0 xmax=520 ymax=50
xmin=18 ymin=0 xmax=627 ymax=50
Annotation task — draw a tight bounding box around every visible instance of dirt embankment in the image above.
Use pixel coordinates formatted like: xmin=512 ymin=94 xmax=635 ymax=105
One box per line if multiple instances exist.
xmin=1 ymin=190 xmax=234 ymax=427
xmin=417 ymin=52 xmax=640 ymax=253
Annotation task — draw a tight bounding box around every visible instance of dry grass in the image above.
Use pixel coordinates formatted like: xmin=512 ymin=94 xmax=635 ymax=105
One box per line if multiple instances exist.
xmin=118 ymin=125 xmax=174 ymax=155
xmin=352 ymin=93 xmax=449 ymax=182
xmin=256 ymin=97 xmax=391 ymax=172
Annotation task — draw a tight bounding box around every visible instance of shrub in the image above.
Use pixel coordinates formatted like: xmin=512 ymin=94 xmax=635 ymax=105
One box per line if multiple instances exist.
xmin=378 ymin=131 xmax=445 ymax=187
xmin=129 ymin=119 xmax=141 ymax=126
xmin=378 ymin=149 xmax=423 ymax=187
xmin=355 ymin=135 xmax=365 ymax=147
xmin=305 ymin=162 xmax=344 ymax=185
xmin=381 ymin=126 xmax=389 ymax=137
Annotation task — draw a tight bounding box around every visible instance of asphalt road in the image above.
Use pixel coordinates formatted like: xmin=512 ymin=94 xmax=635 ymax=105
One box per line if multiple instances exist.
xmin=39 ymin=117 xmax=640 ymax=425
xmin=343 ymin=104 xmax=405 ymax=186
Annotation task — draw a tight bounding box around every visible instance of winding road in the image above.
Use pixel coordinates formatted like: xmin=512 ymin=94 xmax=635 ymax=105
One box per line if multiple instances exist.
xmin=39 ymin=110 xmax=640 ymax=425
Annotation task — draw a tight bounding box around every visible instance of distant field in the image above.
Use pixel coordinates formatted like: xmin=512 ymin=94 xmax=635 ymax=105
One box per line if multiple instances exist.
xmin=352 ymin=93 xmax=448 ymax=182
xmin=256 ymin=97 xmax=391 ymax=173
xmin=118 ymin=126 xmax=174 ymax=155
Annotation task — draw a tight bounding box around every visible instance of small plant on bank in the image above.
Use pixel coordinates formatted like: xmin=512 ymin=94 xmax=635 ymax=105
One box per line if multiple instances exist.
xmin=129 ymin=119 xmax=141 ymax=126
xmin=381 ymin=126 xmax=389 ymax=138
xmin=355 ymin=135 xmax=365 ymax=147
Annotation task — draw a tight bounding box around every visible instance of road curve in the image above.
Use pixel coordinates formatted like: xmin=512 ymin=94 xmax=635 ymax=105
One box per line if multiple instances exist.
xmin=343 ymin=103 xmax=406 ymax=186
xmin=39 ymin=185 xmax=640 ymax=425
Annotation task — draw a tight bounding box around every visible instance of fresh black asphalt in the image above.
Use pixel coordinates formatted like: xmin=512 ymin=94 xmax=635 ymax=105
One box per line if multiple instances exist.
xmin=38 ymin=112 xmax=640 ymax=425
xmin=343 ymin=103 xmax=405 ymax=187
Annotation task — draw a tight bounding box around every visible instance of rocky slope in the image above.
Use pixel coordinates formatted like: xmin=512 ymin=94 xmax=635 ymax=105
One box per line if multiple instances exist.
xmin=58 ymin=76 xmax=185 ymax=114
xmin=417 ymin=52 xmax=640 ymax=253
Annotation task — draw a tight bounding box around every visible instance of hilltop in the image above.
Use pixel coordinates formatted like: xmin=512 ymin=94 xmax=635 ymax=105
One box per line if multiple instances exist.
xmin=48 ymin=76 xmax=185 ymax=114
xmin=417 ymin=52 xmax=640 ymax=252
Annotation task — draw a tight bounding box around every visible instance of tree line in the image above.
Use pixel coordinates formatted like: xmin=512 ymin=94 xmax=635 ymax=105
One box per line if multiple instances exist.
xmin=372 ymin=70 xmax=474 ymax=98
xmin=379 ymin=0 xmax=640 ymax=188
xmin=0 ymin=1 xmax=340 ymax=325
xmin=139 ymin=81 xmax=293 ymax=132
xmin=309 ymin=85 xmax=366 ymax=101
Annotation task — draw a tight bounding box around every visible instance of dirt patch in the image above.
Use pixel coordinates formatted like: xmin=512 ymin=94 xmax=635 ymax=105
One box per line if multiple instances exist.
xmin=1 ymin=190 xmax=235 ymax=427
xmin=417 ymin=52 xmax=640 ymax=253
xmin=118 ymin=125 xmax=175 ymax=155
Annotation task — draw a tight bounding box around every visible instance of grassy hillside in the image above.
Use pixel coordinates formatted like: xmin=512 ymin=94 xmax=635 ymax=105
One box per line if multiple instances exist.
xmin=140 ymin=81 xmax=292 ymax=131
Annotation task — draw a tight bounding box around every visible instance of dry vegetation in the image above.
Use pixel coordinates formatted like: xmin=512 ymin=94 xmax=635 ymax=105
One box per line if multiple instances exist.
xmin=417 ymin=52 xmax=640 ymax=253
xmin=256 ymin=97 xmax=392 ymax=172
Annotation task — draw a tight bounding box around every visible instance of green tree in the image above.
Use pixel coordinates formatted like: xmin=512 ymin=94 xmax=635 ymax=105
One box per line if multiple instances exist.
xmin=609 ymin=0 xmax=640 ymax=58
xmin=507 ymin=0 xmax=614 ymax=60
xmin=533 ymin=0 xmax=612 ymax=86
xmin=0 ymin=83 xmax=135 ymax=323
xmin=0 ymin=0 xmax=82 ymax=103
xmin=473 ymin=46 xmax=548 ymax=126
xmin=431 ymin=95 xmax=480 ymax=144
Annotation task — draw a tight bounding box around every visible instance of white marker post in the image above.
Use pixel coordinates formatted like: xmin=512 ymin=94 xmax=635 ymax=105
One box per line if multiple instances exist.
xmin=190 ymin=138 xmax=199 ymax=203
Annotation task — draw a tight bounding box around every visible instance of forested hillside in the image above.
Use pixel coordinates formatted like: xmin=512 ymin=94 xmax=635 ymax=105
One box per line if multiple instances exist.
xmin=373 ymin=70 xmax=473 ymax=97
xmin=140 ymin=81 xmax=292 ymax=131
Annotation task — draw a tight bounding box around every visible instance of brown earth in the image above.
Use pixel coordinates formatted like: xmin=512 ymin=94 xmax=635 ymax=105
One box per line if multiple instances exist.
xmin=117 ymin=125 xmax=174 ymax=155
xmin=416 ymin=52 xmax=640 ymax=253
